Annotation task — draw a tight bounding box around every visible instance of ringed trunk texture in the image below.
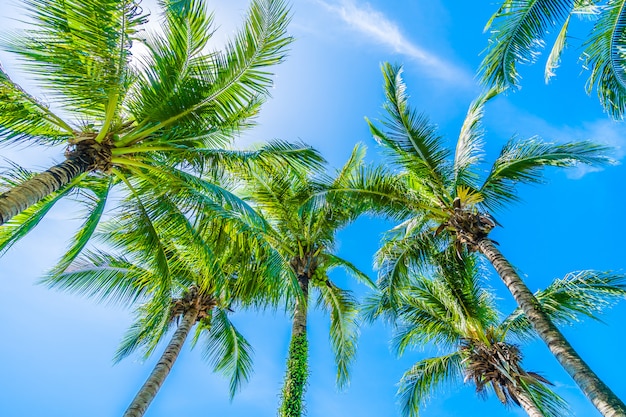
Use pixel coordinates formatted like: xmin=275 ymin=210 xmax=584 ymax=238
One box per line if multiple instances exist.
xmin=279 ymin=274 xmax=309 ymax=417
xmin=477 ymin=238 xmax=626 ymax=417
xmin=123 ymin=306 xmax=199 ymax=417
xmin=516 ymin=389 xmax=547 ymax=417
xmin=0 ymin=156 xmax=91 ymax=225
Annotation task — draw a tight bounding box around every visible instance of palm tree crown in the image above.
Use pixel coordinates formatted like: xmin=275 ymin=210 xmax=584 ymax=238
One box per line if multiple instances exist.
xmin=0 ymin=0 xmax=317 ymax=271
xmin=367 ymin=249 xmax=626 ymax=417
xmin=45 ymin=172 xmax=284 ymax=416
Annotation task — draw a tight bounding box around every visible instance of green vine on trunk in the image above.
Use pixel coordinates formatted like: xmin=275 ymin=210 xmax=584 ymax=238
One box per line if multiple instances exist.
xmin=279 ymin=334 xmax=309 ymax=417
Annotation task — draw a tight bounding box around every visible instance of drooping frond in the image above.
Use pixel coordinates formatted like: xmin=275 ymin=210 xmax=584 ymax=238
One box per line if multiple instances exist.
xmin=480 ymin=138 xmax=612 ymax=211
xmin=114 ymin=292 xmax=173 ymax=362
xmin=316 ymin=281 xmax=359 ymax=389
xmin=503 ymin=270 xmax=626 ymax=340
xmin=368 ymin=63 xmax=451 ymax=194
xmin=43 ymin=249 xmax=153 ymax=306
xmin=202 ymin=308 xmax=254 ymax=398
xmin=375 ymin=223 xmax=444 ymax=309
xmin=324 ymin=253 xmax=376 ymax=289
xmin=49 ymin=177 xmax=113 ymax=276
xmin=480 ymin=0 xmax=575 ymax=89
xmin=582 ymin=0 xmax=626 ymax=118
xmin=397 ymin=353 xmax=464 ymax=417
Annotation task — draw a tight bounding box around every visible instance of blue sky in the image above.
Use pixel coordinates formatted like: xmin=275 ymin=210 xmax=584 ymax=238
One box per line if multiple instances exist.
xmin=1 ymin=0 xmax=625 ymax=416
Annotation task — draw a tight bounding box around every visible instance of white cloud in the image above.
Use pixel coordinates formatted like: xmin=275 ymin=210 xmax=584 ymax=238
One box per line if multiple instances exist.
xmin=316 ymin=0 xmax=472 ymax=85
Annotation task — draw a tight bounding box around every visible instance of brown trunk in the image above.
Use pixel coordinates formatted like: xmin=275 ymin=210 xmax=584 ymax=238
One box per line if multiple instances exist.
xmin=0 ymin=155 xmax=92 ymax=225
xmin=123 ymin=306 xmax=199 ymax=417
xmin=478 ymin=238 xmax=626 ymax=417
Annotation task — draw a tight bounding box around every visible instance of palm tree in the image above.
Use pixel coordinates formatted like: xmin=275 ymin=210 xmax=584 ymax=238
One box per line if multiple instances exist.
xmin=240 ymin=144 xmax=379 ymax=417
xmin=367 ymin=63 xmax=625 ymax=416
xmin=0 ymin=0 xmax=317 ymax=266
xmin=479 ymin=0 xmax=626 ymax=118
xmin=45 ymin=174 xmax=283 ymax=417
xmin=366 ymin=249 xmax=626 ymax=417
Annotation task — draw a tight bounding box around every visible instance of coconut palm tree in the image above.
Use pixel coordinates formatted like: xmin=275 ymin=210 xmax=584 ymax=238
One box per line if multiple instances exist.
xmin=366 ymin=63 xmax=625 ymax=416
xmin=240 ymin=144 xmax=382 ymax=417
xmin=0 ymin=0 xmax=320 ymax=266
xmin=479 ymin=0 xmax=626 ymax=118
xmin=45 ymin=172 xmax=283 ymax=417
xmin=365 ymin=249 xmax=626 ymax=417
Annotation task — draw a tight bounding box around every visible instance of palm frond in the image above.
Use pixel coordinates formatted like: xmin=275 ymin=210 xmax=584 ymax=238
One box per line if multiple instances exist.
xmin=480 ymin=0 xmax=574 ymax=89
xmin=368 ymin=63 xmax=450 ymax=194
xmin=42 ymin=249 xmax=153 ymax=306
xmin=582 ymin=0 xmax=626 ymax=118
xmin=397 ymin=353 xmax=464 ymax=417
xmin=122 ymin=0 xmax=292 ymax=143
xmin=114 ymin=292 xmax=173 ymax=362
xmin=518 ymin=377 xmax=571 ymax=417
xmin=454 ymin=87 xmax=501 ymax=189
xmin=545 ymin=14 xmax=571 ymax=82
xmin=316 ymin=282 xmax=359 ymax=389
xmin=202 ymin=308 xmax=254 ymax=398
xmin=324 ymin=253 xmax=375 ymax=289
xmin=503 ymin=270 xmax=626 ymax=340
xmin=4 ymin=0 xmax=146 ymax=115
xmin=49 ymin=177 xmax=112 ymax=275
xmin=480 ymin=138 xmax=612 ymax=211
xmin=0 ymin=65 xmax=72 ymax=145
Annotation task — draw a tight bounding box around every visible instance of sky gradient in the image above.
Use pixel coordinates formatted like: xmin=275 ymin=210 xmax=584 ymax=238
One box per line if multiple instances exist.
xmin=1 ymin=1 xmax=625 ymax=416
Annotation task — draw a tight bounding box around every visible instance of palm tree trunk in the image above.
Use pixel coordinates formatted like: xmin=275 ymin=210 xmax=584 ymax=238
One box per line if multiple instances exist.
xmin=123 ymin=306 xmax=199 ymax=417
xmin=0 ymin=156 xmax=91 ymax=225
xmin=477 ymin=238 xmax=626 ymax=417
xmin=279 ymin=274 xmax=309 ymax=417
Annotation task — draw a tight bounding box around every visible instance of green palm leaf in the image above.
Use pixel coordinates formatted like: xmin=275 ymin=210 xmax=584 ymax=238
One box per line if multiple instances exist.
xmin=202 ymin=308 xmax=254 ymax=398
xmin=397 ymin=353 xmax=464 ymax=417
xmin=503 ymin=270 xmax=626 ymax=339
xmin=480 ymin=0 xmax=574 ymax=88
xmin=43 ymin=249 xmax=153 ymax=306
xmin=454 ymin=87 xmax=501 ymax=189
xmin=368 ymin=63 xmax=450 ymax=193
xmin=316 ymin=281 xmax=358 ymax=389
xmin=4 ymin=0 xmax=146 ymax=115
xmin=479 ymin=138 xmax=612 ymax=211
xmin=49 ymin=177 xmax=113 ymax=275
xmin=582 ymin=0 xmax=626 ymax=117
xmin=0 ymin=65 xmax=72 ymax=144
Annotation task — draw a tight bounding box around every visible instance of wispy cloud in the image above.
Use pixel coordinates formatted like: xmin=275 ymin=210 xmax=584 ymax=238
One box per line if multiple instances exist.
xmin=316 ymin=0 xmax=472 ymax=85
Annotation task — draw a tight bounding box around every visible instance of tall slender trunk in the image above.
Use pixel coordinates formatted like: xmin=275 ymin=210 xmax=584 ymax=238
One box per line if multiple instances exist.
xmin=477 ymin=238 xmax=626 ymax=417
xmin=279 ymin=274 xmax=309 ymax=417
xmin=0 ymin=156 xmax=91 ymax=225
xmin=516 ymin=389 xmax=546 ymax=417
xmin=123 ymin=306 xmax=199 ymax=417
